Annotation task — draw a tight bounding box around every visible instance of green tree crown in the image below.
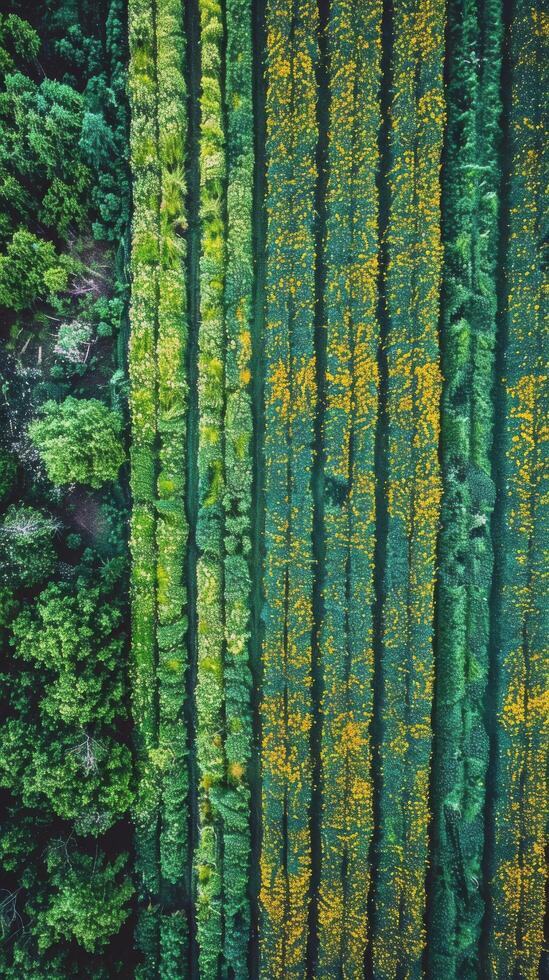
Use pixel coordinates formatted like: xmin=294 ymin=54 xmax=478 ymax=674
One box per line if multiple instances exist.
xmin=29 ymin=397 xmax=125 ymax=489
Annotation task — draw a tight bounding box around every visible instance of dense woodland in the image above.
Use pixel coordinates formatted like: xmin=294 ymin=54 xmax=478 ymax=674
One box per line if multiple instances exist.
xmin=0 ymin=1 xmax=133 ymax=975
xmin=0 ymin=0 xmax=546 ymax=978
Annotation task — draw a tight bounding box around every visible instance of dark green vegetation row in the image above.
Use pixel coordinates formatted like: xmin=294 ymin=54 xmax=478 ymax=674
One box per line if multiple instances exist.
xmin=429 ymin=0 xmax=502 ymax=974
xmin=489 ymin=1 xmax=547 ymax=977
xmin=372 ymin=2 xmax=444 ymax=974
xmin=317 ymin=1 xmax=380 ymax=974
xmin=0 ymin=0 xmax=546 ymax=977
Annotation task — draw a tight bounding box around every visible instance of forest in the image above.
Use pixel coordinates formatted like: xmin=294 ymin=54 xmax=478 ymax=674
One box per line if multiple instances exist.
xmin=0 ymin=0 xmax=546 ymax=977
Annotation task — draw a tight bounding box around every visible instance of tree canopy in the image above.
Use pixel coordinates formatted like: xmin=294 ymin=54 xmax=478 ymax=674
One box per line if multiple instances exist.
xmin=29 ymin=397 xmax=125 ymax=488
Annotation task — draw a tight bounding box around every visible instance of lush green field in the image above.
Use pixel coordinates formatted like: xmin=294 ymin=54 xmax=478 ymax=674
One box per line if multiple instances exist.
xmin=0 ymin=0 xmax=546 ymax=977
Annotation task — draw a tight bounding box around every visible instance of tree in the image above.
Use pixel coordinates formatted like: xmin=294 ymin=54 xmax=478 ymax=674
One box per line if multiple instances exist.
xmin=42 ymin=849 xmax=133 ymax=954
xmin=0 ymin=504 xmax=57 ymax=588
xmin=29 ymin=397 xmax=125 ymax=489
xmin=10 ymin=579 xmax=126 ymax=724
xmin=0 ymin=229 xmax=63 ymax=311
xmin=0 ymin=70 xmax=90 ymax=242
xmin=18 ymin=729 xmax=132 ymax=833
xmin=0 ymin=14 xmax=40 ymax=73
xmin=79 ymin=111 xmax=116 ymax=170
xmin=1 ymin=571 xmax=132 ymax=833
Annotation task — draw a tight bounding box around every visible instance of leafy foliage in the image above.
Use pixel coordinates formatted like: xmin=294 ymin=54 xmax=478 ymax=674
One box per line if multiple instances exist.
xmin=0 ymin=562 xmax=133 ymax=973
xmin=260 ymin=0 xmax=318 ymax=974
xmin=0 ymin=842 xmax=131 ymax=978
xmin=0 ymin=504 xmax=57 ymax=588
xmin=0 ymin=4 xmax=132 ymax=976
xmin=0 ymin=448 xmax=17 ymax=501
xmin=429 ymin=0 xmax=502 ymax=973
xmin=29 ymin=397 xmax=125 ymax=488
xmin=373 ymin=2 xmax=445 ymax=975
xmin=41 ymin=850 xmax=133 ymax=954
xmin=11 ymin=579 xmax=126 ymax=725
xmin=0 ymin=230 xmax=65 ymax=311
xmin=0 ymin=13 xmax=40 ymax=72
xmin=318 ymin=2 xmax=381 ymax=973
xmin=0 ymin=72 xmax=90 ymax=241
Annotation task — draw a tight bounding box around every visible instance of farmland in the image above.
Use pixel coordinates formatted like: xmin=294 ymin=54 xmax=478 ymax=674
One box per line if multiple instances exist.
xmin=0 ymin=0 xmax=546 ymax=977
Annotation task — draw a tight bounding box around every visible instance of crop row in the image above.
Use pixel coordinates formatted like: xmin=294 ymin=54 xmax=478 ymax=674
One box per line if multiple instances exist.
xmin=195 ymin=0 xmax=254 ymax=974
xmin=260 ymin=0 xmax=319 ymax=974
xmin=429 ymin=0 xmax=502 ymax=974
xmin=221 ymin=0 xmax=255 ymax=971
xmin=491 ymin=1 xmax=547 ymax=976
xmin=128 ymin=0 xmax=190 ymax=971
xmin=127 ymin=0 xmax=165 ymax=968
xmin=128 ymin=0 xmax=254 ymax=974
xmin=317 ymin=0 xmax=381 ymax=975
xmin=373 ymin=1 xmax=445 ymax=976
xmin=194 ymin=0 xmax=228 ymax=967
